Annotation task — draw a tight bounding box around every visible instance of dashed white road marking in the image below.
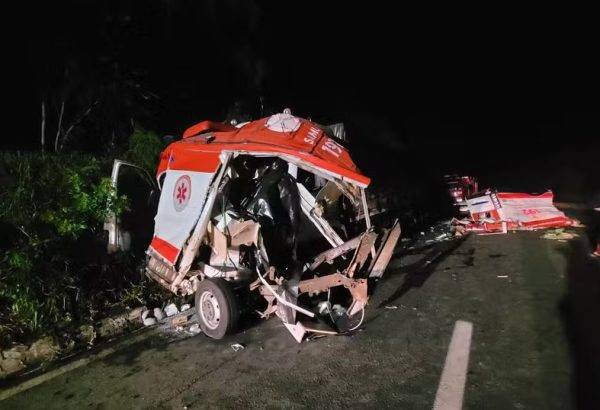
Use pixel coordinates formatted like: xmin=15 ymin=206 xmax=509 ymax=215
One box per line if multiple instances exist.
xmin=433 ymin=320 xmax=473 ymax=410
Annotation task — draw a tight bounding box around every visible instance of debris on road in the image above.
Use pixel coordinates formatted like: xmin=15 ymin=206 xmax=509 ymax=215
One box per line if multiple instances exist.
xmin=230 ymin=343 xmax=246 ymax=352
xmin=444 ymin=178 xmax=579 ymax=235
xmin=406 ymin=219 xmax=466 ymax=251
xmin=540 ymin=229 xmax=579 ymax=241
xmin=464 ymin=190 xmax=574 ymax=233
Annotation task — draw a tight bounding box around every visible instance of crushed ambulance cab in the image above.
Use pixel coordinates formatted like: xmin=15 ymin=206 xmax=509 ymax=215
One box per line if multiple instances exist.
xmin=108 ymin=112 xmax=400 ymax=342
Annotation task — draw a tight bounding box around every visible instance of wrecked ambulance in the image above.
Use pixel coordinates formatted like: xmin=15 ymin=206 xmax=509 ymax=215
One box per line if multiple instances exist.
xmin=106 ymin=112 xmax=400 ymax=342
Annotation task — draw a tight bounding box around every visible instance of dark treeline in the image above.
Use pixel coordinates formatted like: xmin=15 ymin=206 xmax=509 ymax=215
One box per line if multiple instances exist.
xmin=5 ymin=2 xmax=599 ymax=181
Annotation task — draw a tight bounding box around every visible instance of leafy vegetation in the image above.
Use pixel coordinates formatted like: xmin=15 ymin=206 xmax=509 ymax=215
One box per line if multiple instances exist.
xmin=125 ymin=125 xmax=164 ymax=173
xmin=0 ymin=127 xmax=167 ymax=346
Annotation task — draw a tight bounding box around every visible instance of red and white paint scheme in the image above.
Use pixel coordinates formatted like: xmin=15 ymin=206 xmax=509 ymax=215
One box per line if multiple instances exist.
xmin=149 ymin=170 xmax=213 ymax=264
xmin=148 ymin=113 xmax=370 ymax=266
xmin=465 ymin=190 xmax=573 ymax=232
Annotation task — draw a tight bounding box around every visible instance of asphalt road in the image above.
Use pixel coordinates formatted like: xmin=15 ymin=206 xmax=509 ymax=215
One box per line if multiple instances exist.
xmin=2 ymin=230 xmax=599 ymax=409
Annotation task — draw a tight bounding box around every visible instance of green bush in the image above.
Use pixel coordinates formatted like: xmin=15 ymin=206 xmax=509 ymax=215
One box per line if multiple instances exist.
xmin=0 ymin=125 xmax=171 ymax=346
xmin=125 ymin=126 xmax=164 ymax=173
xmin=0 ymin=152 xmax=129 ymax=342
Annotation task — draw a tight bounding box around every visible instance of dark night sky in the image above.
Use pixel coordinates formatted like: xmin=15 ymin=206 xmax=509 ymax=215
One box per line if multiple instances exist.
xmin=5 ymin=1 xmax=600 ymax=196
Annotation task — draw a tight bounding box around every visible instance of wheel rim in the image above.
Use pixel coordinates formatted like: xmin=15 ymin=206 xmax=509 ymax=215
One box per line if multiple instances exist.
xmin=199 ymin=290 xmax=221 ymax=330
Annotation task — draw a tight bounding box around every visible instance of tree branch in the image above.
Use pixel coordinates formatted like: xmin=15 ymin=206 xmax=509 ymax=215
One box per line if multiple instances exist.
xmin=59 ymin=100 xmax=99 ymax=151
xmin=41 ymin=100 xmax=46 ymax=152
xmin=54 ymin=100 xmax=65 ymax=152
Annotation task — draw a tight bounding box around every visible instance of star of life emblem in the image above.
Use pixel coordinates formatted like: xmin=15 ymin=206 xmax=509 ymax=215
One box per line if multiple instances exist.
xmin=173 ymin=175 xmax=191 ymax=212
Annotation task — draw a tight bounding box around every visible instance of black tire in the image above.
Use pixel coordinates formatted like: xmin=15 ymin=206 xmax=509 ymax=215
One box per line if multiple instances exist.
xmin=195 ymin=278 xmax=239 ymax=339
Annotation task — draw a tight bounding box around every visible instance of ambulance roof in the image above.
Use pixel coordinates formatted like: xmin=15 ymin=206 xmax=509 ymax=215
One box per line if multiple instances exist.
xmin=156 ymin=113 xmax=370 ymax=187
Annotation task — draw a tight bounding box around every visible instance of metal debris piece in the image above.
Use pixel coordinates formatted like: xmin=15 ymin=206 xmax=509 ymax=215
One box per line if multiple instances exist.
xmin=231 ymin=343 xmax=245 ymax=352
xmin=462 ymin=189 xmax=575 ymax=233
xmin=345 ymin=231 xmax=378 ymax=278
xmin=308 ymin=234 xmax=363 ymax=272
xmin=369 ymin=220 xmax=401 ymax=278
xmin=298 ymin=273 xmax=368 ymax=316
xmin=284 ymin=323 xmax=306 ymax=343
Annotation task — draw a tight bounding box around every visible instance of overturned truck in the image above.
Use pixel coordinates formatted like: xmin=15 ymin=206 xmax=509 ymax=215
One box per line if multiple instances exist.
xmin=109 ymin=112 xmax=400 ymax=342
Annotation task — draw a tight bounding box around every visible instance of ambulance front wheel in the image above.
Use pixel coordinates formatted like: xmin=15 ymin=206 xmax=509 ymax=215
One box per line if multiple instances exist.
xmin=195 ymin=278 xmax=239 ymax=339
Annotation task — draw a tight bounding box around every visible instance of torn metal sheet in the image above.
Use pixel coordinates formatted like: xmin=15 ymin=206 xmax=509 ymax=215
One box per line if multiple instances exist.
xmin=206 ymin=218 xmax=260 ymax=267
xmin=297 ymin=182 xmax=344 ymax=247
xmin=315 ymin=180 xmax=344 ymax=207
xmin=464 ymin=190 xmax=575 ymax=233
xmin=345 ymin=231 xmax=378 ymax=278
xmin=299 ymin=273 xmax=368 ymax=316
xmin=308 ymin=234 xmax=363 ymax=271
xmin=369 ymin=220 xmax=401 ymax=278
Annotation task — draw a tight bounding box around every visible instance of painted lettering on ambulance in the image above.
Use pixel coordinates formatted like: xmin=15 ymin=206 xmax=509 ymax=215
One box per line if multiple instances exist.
xmin=303 ymin=126 xmax=321 ymax=145
xmin=321 ymin=138 xmax=343 ymax=158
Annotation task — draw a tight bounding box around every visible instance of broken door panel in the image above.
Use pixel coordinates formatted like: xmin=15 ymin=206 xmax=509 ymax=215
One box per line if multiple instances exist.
xmin=104 ymin=160 xmax=157 ymax=254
